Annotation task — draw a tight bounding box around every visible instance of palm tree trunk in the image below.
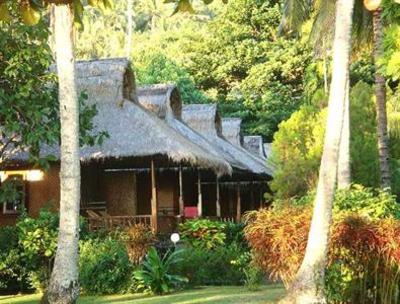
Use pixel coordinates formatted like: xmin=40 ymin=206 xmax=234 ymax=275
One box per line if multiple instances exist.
xmin=337 ymin=76 xmax=351 ymax=189
xmin=45 ymin=4 xmax=81 ymax=304
xmin=280 ymin=0 xmax=354 ymax=302
xmin=373 ymin=8 xmax=391 ymax=189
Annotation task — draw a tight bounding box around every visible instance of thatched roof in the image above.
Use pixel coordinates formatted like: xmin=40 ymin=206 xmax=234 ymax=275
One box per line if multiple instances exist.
xmin=243 ymin=136 xmax=266 ymax=159
xmin=182 ymin=104 xmax=273 ymax=176
xmin=222 ymin=118 xmax=243 ymax=147
xmin=137 ymin=85 xmax=235 ymax=174
xmin=14 ymin=58 xmax=230 ymax=175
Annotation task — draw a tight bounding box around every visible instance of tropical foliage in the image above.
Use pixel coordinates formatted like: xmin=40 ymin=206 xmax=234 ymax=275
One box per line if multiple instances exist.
xmin=179 ymin=219 xmax=226 ymax=249
xmin=133 ymin=247 xmax=188 ymax=295
xmin=79 ymin=237 xmax=133 ymax=295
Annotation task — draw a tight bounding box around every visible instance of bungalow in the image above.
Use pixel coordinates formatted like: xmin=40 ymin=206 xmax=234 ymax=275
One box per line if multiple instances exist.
xmin=0 ymin=58 xmax=273 ymax=233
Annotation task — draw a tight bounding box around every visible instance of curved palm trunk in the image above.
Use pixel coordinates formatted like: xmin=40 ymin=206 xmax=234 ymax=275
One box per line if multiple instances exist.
xmin=45 ymin=4 xmax=81 ymax=304
xmin=373 ymin=8 xmax=391 ymax=189
xmin=280 ymin=0 xmax=354 ymax=303
xmin=337 ymin=76 xmax=351 ymax=189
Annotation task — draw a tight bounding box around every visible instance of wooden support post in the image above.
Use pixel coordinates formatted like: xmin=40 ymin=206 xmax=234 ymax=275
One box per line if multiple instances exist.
xmin=151 ymin=159 xmax=158 ymax=232
xmin=216 ymin=176 xmax=221 ymax=217
xmin=197 ymin=171 xmax=202 ymax=217
xmin=236 ymin=183 xmax=241 ymax=222
xmin=178 ymin=165 xmax=184 ymax=217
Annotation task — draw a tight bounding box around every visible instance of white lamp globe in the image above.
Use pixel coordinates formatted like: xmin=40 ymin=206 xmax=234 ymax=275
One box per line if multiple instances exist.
xmin=170 ymin=233 xmax=180 ymax=244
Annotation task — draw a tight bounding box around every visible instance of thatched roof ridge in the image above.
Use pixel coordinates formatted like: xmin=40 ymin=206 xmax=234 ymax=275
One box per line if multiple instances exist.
xmin=243 ymin=136 xmax=266 ymax=159
xmin=53 ymin=58 xmax=137 ymax=106
xmin=222 ymin=118 xmax=243 ymax=147
xmin=182 ymin=105 xmax=273 ymax=176
xmin=137 ymin=84 xmax=182 ymax=120
xmin=181 ymin=104 xmax=223 ymax=137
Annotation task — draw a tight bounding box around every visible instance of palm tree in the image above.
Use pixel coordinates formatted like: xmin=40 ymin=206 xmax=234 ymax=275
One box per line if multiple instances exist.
xmin=45 ymin=3 xmax=112 ymax=302
xmin=279 ymin=0 xmax=355 ymax=302
xmin=45 ymin=3 xmax=81 ymax=303
xmin=365 ymin=1 xmax=391 ymax=189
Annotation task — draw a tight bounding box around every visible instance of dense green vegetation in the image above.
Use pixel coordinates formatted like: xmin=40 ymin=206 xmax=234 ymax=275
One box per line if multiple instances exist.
xmin=0 ymin=214 xmax=254 ymax=295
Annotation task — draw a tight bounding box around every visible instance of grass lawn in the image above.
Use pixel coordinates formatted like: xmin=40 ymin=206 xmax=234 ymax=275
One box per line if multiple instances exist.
xmin=0 ymin=284 xmax=285 ymax=304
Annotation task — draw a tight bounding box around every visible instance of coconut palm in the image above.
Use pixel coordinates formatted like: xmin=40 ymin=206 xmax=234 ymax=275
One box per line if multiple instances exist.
xmin=45 ymin=4 xmax=81 ymax=303
xmin=365 ymin=1 xmax=391 ymax=189
xmin=45 ymin=3 xmax=111 ymax=301
xmin=279 ymin=1 xmax=355 ymax=302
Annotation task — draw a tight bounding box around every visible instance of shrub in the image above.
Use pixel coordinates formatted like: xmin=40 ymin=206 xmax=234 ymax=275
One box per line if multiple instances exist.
xmin=0 ymin=209 xmax=135 ymax=295
xmin=179 ymin=219 xmax=226 ymax=249
xmin=79 ymin=237 xmax=132 ymax=295
xmin=244 ymin=206 xmax=311 ymax=286
xmin=123 ymin=224 xmax=155 ymax=265
xmin=0 ymin=226 xmax=25 ymax=294
xmin=15 ymin=209 xmax=58 ymax=292
xmin=176 ymin=219 xmax=251 ymax=286
xmin=133 ymin=247 xmax=188 ymax=294
xmin=173 ymin=243 xmax=247 ymax=286
xmin=244 ymin=204 xmax=400 ymax=303
xmin=0 ymin=209 xmax=59 ymax=294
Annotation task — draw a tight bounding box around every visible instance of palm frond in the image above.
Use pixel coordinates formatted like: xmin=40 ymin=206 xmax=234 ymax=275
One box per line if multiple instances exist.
xmin=309 ymin=0 xmax=336 ymax=57
xmin=352 ymin=0 xmax=373 ymax=50
xmin=309 ymin=0 xmax=372 ymax=58
xmin=278 ymin=0 xmax=313 ymax=36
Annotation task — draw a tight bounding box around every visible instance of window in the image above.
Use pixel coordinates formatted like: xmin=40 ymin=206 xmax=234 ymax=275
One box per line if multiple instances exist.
xmin=2 ymin=174 xmax=25 ymax=215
